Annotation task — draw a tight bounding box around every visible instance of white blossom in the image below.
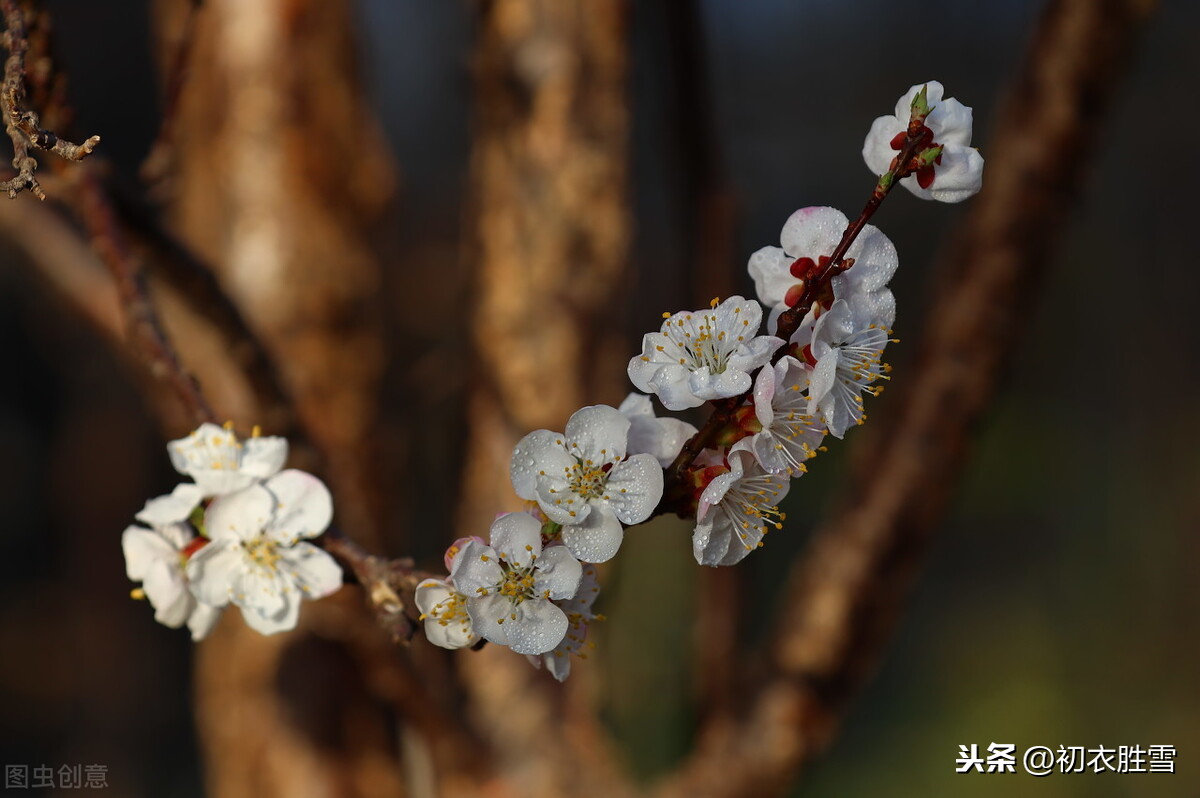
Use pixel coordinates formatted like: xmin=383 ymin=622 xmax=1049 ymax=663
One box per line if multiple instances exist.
xmin=747 ymin=206 xmax=897 ymax=331
xmin=527 ymin=562 xmax=602 ymax=682
xmin=510 ymin=405 xmax=663 ymax=563
xmin=415 ymin=577 xmax=475 ymax=650
xmin=806 ymin=297 xmax=892 ymax=438
xmin=740 ymin=356 xmax=826 ymax=476
xmin=451 ymin=513 xmax=583 ymax=655
xmin=863 ymin=81 xmax=984 ymax=203
xmin=167 ymin=422 xmax=288 ymax=498
xmin=617 ymin=392 xmax=698 ymax=468
xmin=186 ymin=470 xmax=342 ymax=635
xmin=692 ymin=449 xmax=789 ymax=567
xmin=121 ymin=520 xmax=222 ymax=641
xmin=628 ymin=296 xmax=782 ymax=411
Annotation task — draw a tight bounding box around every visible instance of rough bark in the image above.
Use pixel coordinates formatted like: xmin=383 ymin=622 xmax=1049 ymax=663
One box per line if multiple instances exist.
xmin=455 ymin=2 xmax=635 ymax=796
xmin=152 ymin=1 xmax=402 ymax=795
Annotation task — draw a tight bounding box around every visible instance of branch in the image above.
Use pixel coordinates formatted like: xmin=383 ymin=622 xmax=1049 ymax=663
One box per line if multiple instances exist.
xmin=0 ymin=0 xmax=97 ymax=199
xmin=657 ymin=0 xmax=1156 ymax=795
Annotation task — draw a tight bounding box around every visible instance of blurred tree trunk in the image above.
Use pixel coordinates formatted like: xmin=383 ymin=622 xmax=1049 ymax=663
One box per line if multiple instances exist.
xmin=456 ymin=1 xmax=634 ymax=796
xmin=151 ymin=1 xmax=401 ymax=796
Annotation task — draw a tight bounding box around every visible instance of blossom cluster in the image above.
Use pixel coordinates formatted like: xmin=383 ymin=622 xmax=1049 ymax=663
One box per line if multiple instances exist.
xmin=121 ymin=423 xmax=342 ymax=638
xmin=122 ymin=82 xmax=982 ymax=682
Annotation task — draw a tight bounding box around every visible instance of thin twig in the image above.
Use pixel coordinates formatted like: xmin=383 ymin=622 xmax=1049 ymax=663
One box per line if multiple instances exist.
xmin=76 ymin=167 xmax=216 ymax=426
xmin=0 ymin=0 xmax=98 ymax=199
xmin=141 ymin=0 xmax=202 ymax=188
xmin=656 ymin=1 xmax=1155 ymax=795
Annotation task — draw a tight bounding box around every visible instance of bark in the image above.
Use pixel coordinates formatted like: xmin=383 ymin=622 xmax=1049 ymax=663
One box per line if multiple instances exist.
xmin=151 ymin=1 xmax=403 ymax=795
xmin=455 ymin=1 xmax=635 ymax=796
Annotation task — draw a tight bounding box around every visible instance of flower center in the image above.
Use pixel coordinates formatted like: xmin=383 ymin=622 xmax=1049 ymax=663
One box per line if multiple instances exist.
xmin=566 ymin=460 xmax=608 ymax=500
xmin=662 ymin=299 xmax=749 ymax=374
xmin=498 ymin=565 xmax=538 ymax=604
xmin=422 ymin=591 xmax=470 ymax=627
xmin=242 ymin=535 xmax=282 ymax=573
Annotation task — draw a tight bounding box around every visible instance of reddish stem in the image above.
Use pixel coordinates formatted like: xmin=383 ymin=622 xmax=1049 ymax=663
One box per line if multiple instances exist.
xmin=658 ymin=110 xmax=931 ymax=514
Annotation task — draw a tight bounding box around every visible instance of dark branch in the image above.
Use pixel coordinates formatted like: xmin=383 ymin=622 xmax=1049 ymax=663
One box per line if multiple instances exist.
xmin=0 ymin=0 xmax=98 ymax=199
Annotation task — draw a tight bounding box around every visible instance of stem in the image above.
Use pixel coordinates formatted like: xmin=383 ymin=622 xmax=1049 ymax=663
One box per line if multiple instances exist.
xmin=659 ymin=113 xmax=931 ymax=512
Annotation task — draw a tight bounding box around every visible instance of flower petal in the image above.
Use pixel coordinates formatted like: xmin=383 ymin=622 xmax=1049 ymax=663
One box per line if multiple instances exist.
xmin=505 ymin=600 xmax=569 ymax=655
xmin=263 ymin=470 xmax=334 ymax=543
xmin=185 ymin=540 xmax=241 ymax=607
xmin=604 ymin=454 xmax=663 ymax=525
xmin=510 ymin=430 xmax=574 ymax=499
xmin=779 ymin=207 xmax=847 ymax=263
xmin=451 ymin=539 xmax=503 ymax=596
xmin=564 ymin=405 xmax=629 ymax=463
xmin=280 ymin=542 xmax=343 ymax=600
xmin=143 ymin=559 xmax=191 ymax=627
xmin=469 ymin=593 xmax=512 ymax=647
xmin=928 ymin=96 xmax=972 ymax=147
xmin=205 ymin=484 xmax=275 ymax=542
xmin=616 ymin=392 xmax=653 ymax=420
xmin=747 ymin=245 xmax=795 ymax=310
xmin=533 ymin=544 xmax=582 ymax=600
xmin=561 ymin=503 xmax=624 ymax=563
xmin=136 ymin=483 xmax=207 ymax=526
xmin=240 ymin=436 xmax=289 ymax=478
xmin=489 ymin=512 xmax=543 ymax=569
xmin=122 ymin=525 xmax=179 ymax=581
xmin=188 ymin=603 xmax=223 ymax=641
xmin=240 ymin=592 xmax=300 ymax=635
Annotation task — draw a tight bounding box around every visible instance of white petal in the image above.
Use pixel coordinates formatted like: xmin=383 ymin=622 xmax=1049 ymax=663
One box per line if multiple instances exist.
xmin=617 ymin=392 xmax=653 ymax=420
xmin=543 ymin=650 xmax=572 ymax=682
xmin=779 ymin=206 xmax=847 ymax=260
xmin=122 ymin=525 xmax=179 ymax=581
xmin=136 ymin=483 xmax=206 ymax=526
xmin=692 ymin=517 xmax=730 ymax=567
xmin=489 ymin=512 xmax=543 ymax=569
xmin=604 ymin=454 xmax=663 ymax=525
xmin=415 ymin=579 xmax=455 ymax=617
xmin=188 ymin=603 xmax=223 ymax=641
xmin=724 ymin=335 xmax=783 ymax=375
xmin=844 ymin=224 xmax=898 ymax=292
xmin=205 ymin=484 xmax=274 ymax=542
xmin=533 ymin=545 xmax=582 ymax=600
xmin=185 ymin=541 xmax=241 ymax=607
xmin=424 ymin=615 xmax=475 ymax=650
xmin=240 ymin=592 xmax=300 ymax=635
xmin=232 ymin=566 xmax=289 ymax=616
xmin=143 ymin=560 xmax=192 ymax=627
xmin=863 ymin=114 xmax=902 ymax=175
xmin=926 ymin=146 xmax=984 ymax=203
xmin=564 ymin=405 xmax=629 ymax=463
xmin=696 ymin=470 xmax=736 ymax=523
xmin=279 ymin=542 xmax=343 ymax=600
xmin=240 ymin=436 xmax=288 ymax=478
xmin=928 ymin=96 xmax=972 ymax=147
xmin=561 ymin=503 xmax=624 ymax=563
xmin=505 ymin=601 xmax=569 ymax=655
xmin=470 ymin=593 xmax=513 ymax=647
xmin=688 ymin=367 xmax=751 ymax=403
xmin=747 ymin=246 xmax=795 ymax=310
xmin=510 ymin=430 xmax=573 ymax=500
xmin=263 ymin=470 xmax=334 ymax=543
xmin=627 ymin=415 xmax=697 ymax=468
xmin=451 ymin=540 xmax=503 ymax=596
xmin=646 ymin=364 xmax=705 ymax=411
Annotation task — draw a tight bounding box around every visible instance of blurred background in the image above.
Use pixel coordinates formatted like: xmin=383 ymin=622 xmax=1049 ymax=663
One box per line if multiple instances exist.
xmin=0 ymin=0 xmax=1196 ymax=796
